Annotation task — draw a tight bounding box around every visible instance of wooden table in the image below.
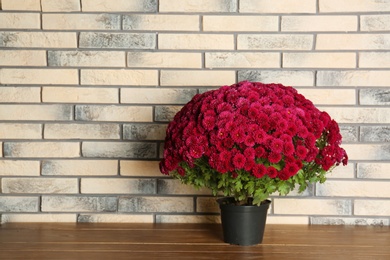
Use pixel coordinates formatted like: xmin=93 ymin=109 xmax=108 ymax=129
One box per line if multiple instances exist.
xmin=0 ymin=223 xmax=389 ymax=259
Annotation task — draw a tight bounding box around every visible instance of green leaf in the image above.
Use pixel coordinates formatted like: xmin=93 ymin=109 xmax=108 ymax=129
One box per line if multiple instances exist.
xmin=244 ymin=181 xmax=255 ymax=195
xmin=266 ymin=185 xmax=276 ymax=193
xmin=278 ymin=181 xmax=291 ymax=195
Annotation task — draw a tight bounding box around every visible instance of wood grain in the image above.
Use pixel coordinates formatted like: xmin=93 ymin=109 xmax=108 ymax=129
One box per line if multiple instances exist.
xmin=0 ymin=223 xmax=389 ymax=259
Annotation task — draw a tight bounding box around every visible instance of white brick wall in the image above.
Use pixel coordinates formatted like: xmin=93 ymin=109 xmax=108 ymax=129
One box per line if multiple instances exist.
xmin=0 ymin=0 xmax=389 ymax=226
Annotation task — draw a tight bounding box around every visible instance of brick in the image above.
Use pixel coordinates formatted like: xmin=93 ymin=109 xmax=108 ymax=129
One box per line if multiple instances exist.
xmin=154 ymin=106 xmax=182 ymax=122
xmin=317 ymin=180 xmax=390 ymax=198
xmin=321 ymin=107 xmax=390 ymax=124
xmin=79 ymin=32 xmax=155 ymax=49
xmin=1 ymin=214 xmax=77 ymax=223
xmin=326 ymin=163 xmax=355 ymax=179
xmin=320 ymin=0 xmax=390 ymax=12
xmin=1 ymin=0 xmax=41 ymax=11
xmin=240 ymin=0 xmax=316 ymax=13
xmin=41 ymin=0 xmax=80 ymax=11
xmin=0 ymin=105 xmax=72 ymax=121
xmin=81 ymin=69 xmax=157 ymax=86
xmin=342 ymin=144 xmax=390 ymax=160
xmin=206 ymin=52 xmax=280 ymax=68
xmin=4 ymin=142 xmax=80 ymax=158
xmin=0 ymin=123 xmax=42 ymax=139
xmin=44 ymin=123 xmax=120 ymax=140
xmin=121 ymin=88 xmax=196 ymax=104
xmin=120 ymin=160 xmax=162 ymax=177
xmin=359 ymin=52 xmax=390 ymax=68
xmin=203 ymin=16 xmax=278 ymax=31
xmin=0 ymin=69 xmax=78 ymax=85
xmin=283 ymin=53 xmax=356 ymax=68
xmin=160 ymin=70 xmax=235 ymax=86
xmin=0 ymin=32 xmax=77 ymax=48
xmin=123 ymin=15 xmax=199 ymax=31
xmin=82 ymin=142 xmax=157 ymax=159
xmin=48 ymin=51 xmax=125 ymax=67
xmin=43 ymin=14 xmax=120 ymax=30
xmin=267 ymin=216 xmax=309 ymax=225
xmin=123 ymin=124 xmax=166 ymax=141
xmin=316 ymin=34 xmax=390 ymax=50
xmin=158 ymin=179 xmax=211 ymax=195
xmin=0 ymin=13 xmax=40 ymax=29
xmin=361 ymin=15 xmax=390 ymax=31
xmin=310 ymin=217 xmax=389 ymax=226
xmin=78 ymin=214 xmax=153 ymax=223
xmin=156 ymin=215 xmax=220 ymax=224
xmin=238 ymin=34 xmax=313 ymax=50
xmin=160 ymin=0 xmax=237 ymax=12
xmin=2 ymin=178 xmax=78 ymax=194
xmin=196 ymin=197 xmax=219 ymax=213
xmin=118 ymin=196 xmax=193 ymax=213
xmin=0 ymin=197 xmax=39 ymax=212
xmin=42 ymin=160 xmax=118 ymax=176
xmin=81 ymin=0 xmax=157 ymax=12
xmin=0 ymin=50 xmax=46 ymax=66
xmin=297 ymin=88 xmax=356 ymax=105
xmin=81 ymin=178 xmax=156 ymax=194
xmin=282 ymin=16 xmax=357 ymax=32
xmin=360 ymin=89 xmax=390 ymax=105
xmin=317 ymin=71 xmax=390 ymax=86
xmin=361 ymin=126 xmax=390 ymax=142
xmin=127 ymin=52 xmax=201 ymax=68
xmin=0 ymin=87 xmax=41 ymax=103
xmin=354 ymin=200 xmax=390 ymax=216
xmin=42 ymin=196 xmax=117 ymax=212
xmin=339 ymin=126 xmax=359 ymax=142
xmin=238 ymin=70 xmax=314 ymax=87
xmin=75 ymin=105 xmax=153 ymax=122
xmin=159 ymin=34 xmax=234 ymax=50
xmin=358 ymin=163 xmax=390 ymax=179
xmin=274 ymin=198 xmax=352 ymax=215
xmin=0 ymin=160 xmax=40 ymax=176
xmin=42 ymin=87 xmax=119 ymax=103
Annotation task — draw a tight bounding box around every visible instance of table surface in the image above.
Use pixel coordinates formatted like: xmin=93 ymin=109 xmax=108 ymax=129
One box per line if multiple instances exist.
xmin=0 ymin=223 xmax=389 ymax=259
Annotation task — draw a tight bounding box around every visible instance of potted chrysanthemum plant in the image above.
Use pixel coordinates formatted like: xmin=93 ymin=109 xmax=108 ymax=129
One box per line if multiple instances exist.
xmin=159 ymin=81 xmax=348 ymax=246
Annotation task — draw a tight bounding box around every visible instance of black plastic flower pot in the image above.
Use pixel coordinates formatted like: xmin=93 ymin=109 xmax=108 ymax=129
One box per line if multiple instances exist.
xmin=217 ymin=197 xmax=271 ymax=246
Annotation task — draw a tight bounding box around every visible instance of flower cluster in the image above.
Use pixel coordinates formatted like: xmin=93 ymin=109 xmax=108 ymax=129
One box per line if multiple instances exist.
xmin=160 ymin=81 xmax=348 ymax=205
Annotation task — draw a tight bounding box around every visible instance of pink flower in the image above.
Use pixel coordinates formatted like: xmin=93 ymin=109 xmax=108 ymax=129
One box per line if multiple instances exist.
xmin=231 ymin=127 xmax=246 ymax=143
xmin=244 ymin=147 xmax=256 ymax=160
xmin=255 ymin=146 xmax=266 ymax=158
xmin=217 ymin=128 xmax=228 ymax=140
xmin=244 ymin=160 xmax=255 ymax=171
xmin=266 ymin=166 xmax=278 ymax=178
xmin=189 ymin=145 xmax=204 ymax=159
xmin=253 ymin=129 xmax=267 ymax=144
xmin=296 ymin=145 xmax=308 ymax=160
xmin=248 ymin=105 xmax=260 ymax=120
xmin=277 ymin=119 xmax=289 ymax=131
xmin=268 ymin=152 xmax=282 ymax=164
xmin=282 ymin=95 xmax=294 ymax=106
xmin=297 ymin=126 xmax=309 ymax=138
xmin=177 ymin=167 xmax=186 ymax=176
xmin=202 ymin=116 xmax=216 ymax=131
xmin=233 ymin=153 xmax=246 ymax=169
xmin=253 ymin=164 xmax=267 ymax=178
xmin=283 ymin=142 xmax=295 ymax=156
xmin=244 ymin=135 xmax=256 ymax=147
xmin=270 ymin=138 xmax=284 ymax=153
xmin=285 ymin=163 xmax=299 ymax=176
